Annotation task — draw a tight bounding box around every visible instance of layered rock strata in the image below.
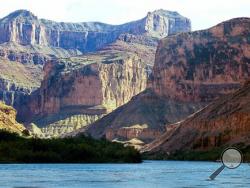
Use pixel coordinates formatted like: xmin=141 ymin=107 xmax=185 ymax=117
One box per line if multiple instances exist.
xmin=20 ymin=50 xmax=148 ymax=137
xmin=0 ymin=9 xmax=191 ymax=52
xmin=151 ymin=18 xmax=250 ymax=102
xmin=143 ymin=81 xmax=250 ymax=155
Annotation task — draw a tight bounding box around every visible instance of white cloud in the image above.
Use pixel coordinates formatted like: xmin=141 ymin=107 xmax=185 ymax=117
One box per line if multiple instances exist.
xmin=0 ymin=0 xmax=249 ymax=30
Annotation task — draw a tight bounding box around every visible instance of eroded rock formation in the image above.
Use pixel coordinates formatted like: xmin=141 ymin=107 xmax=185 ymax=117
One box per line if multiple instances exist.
xmin=151 ymin=17 xmax=250 ymax=102
xmin=142 ymin=81 xmax=250 ymax=156
xmin=0 ymin=9 xmax=190 ymax=52
xmin=0 ymin=101 xmax=26 ymax=134
xmin=20 ymin=50 xmax=148 ymax=137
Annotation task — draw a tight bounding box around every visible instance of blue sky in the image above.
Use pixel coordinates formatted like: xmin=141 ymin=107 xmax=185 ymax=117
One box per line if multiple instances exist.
xmin=1 ymin=0 xmax=249 ymax=31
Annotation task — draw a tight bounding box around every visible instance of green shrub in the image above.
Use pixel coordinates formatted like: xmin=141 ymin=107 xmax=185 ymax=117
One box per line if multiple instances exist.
xmin=0 ymin=130 xmax=141 ymax=163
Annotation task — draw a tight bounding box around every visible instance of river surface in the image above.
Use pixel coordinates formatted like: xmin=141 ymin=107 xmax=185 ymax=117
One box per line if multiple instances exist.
xmin=0 ymin=160 xmax=249 ymax=188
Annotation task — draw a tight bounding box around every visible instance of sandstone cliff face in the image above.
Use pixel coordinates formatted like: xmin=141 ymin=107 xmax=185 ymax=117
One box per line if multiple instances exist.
xmin=0 ymin=9 xmax=191 ymax=52
xmin=144 ymin=9 xmax=191 ymax=37
xmin=0 ymin=101 xmax=26 ymax=134
xmin=19 ymin=50 xmax=148 ymax=137
xmin=29 ymin=51 xmax=147 ymax=116
xmin=143 ymin=81 xmax=250 ymax=155
xmin=151 ymin=18 xmax=250 ymax=102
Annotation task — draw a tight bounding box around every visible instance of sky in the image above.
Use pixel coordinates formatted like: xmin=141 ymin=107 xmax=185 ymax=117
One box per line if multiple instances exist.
xmin=0 ymin=0 xmax=249 ymax=31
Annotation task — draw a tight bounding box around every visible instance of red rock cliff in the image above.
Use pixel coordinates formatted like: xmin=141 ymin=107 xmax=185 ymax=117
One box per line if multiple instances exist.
xmin=151 ymin=18 xmax=250 ymax=102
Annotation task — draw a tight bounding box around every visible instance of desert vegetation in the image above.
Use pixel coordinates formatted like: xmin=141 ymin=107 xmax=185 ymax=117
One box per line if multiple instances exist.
xmin=0 ymin=130 xmax=142 ymax=163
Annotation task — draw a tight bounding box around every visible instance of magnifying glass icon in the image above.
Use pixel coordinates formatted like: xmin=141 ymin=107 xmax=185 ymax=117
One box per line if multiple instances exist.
xmin=209 ymin=147 xmax=242 ymax=180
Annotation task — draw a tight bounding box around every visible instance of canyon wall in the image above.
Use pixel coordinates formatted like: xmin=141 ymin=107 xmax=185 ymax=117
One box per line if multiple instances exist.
xmin=80 ymin=18 xmax=250 ymax=145
xmin=28 ymin=52 xmax=147 ymax=117
xmin=151 ymin=17 xmax=250 ymax=102
xmin=143 ymin=81 xmax=250 ymax=156
xmin=19 ymin=50 xmax=148 ymax=137
xmin=141 ymin=18 xmax=250 ymax=151
xmin=0 ymin=9 xmax=191 ymax=52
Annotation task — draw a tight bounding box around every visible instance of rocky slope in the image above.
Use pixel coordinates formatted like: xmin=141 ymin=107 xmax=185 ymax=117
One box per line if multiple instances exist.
xmin=81 ymin=90 xmax=204 ymax=145
xmin=75 ymin=17 xmax=250 ymax=145
xmin=142 ymin=81 xmax=250 ymax=157
xmin=0 ymin=101 xmax=26 ymax=134
xmin=0 ymin=57 xmax=43 ymax=106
